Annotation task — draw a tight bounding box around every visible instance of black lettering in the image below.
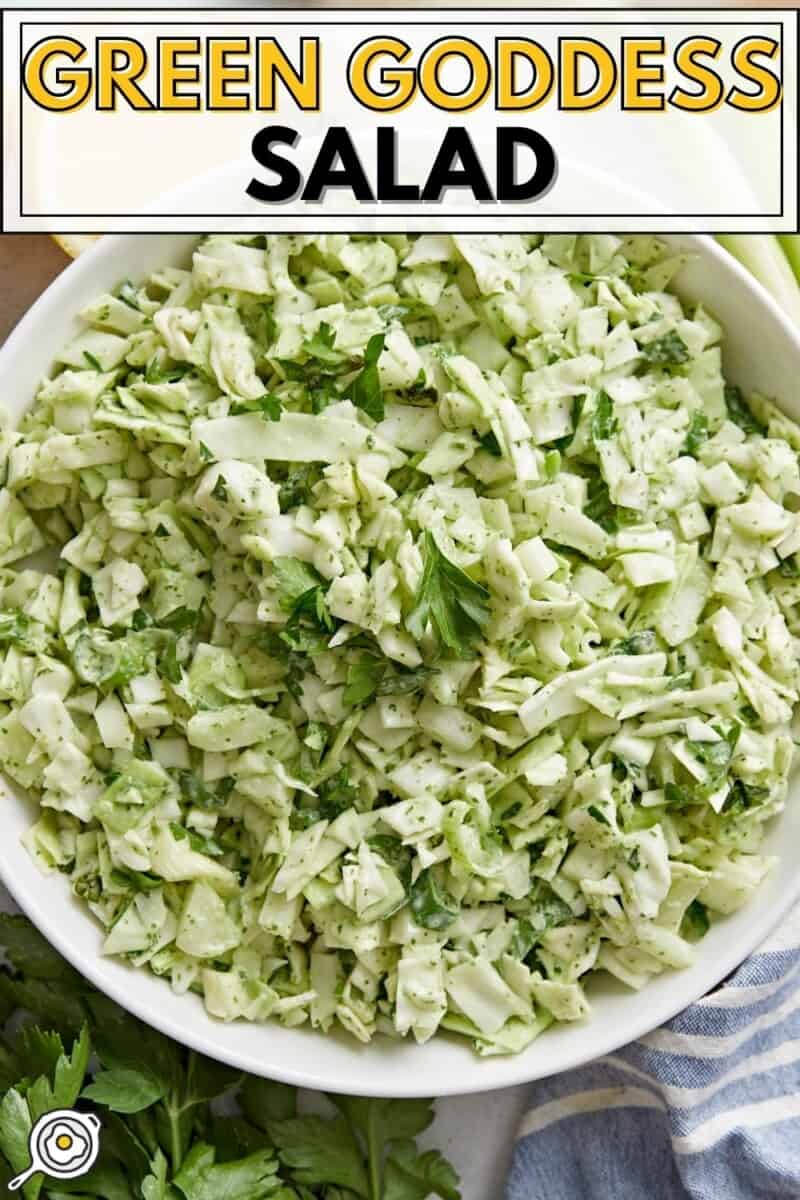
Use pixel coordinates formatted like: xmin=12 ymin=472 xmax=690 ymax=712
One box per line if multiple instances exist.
xmin=496 ymin=127 xmax=557 ymax=201
xmin=247 ymin=126 xmax=302 ymax=202
xmin=421 ymin=127 xmax=493 ymax=202
xmin=376 ymin=127 xmax=420 ymax=202
xmin=302 ymin=126 xmax=375 ymax=201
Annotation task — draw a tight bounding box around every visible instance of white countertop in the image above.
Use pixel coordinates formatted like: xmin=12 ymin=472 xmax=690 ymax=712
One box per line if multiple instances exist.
xmin=419 ymin=1086 xmax=527 ymax=1200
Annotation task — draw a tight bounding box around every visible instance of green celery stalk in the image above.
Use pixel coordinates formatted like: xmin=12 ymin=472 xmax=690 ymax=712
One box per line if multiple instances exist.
xmin=716 ymin=234 xmax=800 ymax=328
xmin=778 ymin=235 xmax=800 ymax=284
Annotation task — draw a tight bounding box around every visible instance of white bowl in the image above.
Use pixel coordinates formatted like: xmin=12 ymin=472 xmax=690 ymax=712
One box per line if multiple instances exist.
xmin=1 ymin=233 xmax=799 ymax=1097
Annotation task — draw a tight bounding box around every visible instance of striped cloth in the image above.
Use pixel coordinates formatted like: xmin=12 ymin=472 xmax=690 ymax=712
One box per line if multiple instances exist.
xmin=507 ymin=908 xmax=800 ymax=1200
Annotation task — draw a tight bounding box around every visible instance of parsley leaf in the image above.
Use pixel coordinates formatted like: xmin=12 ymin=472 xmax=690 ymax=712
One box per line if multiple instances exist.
xmin=173 ymin=770 xmax=235 ymax=810
xmin=377 ymin=664 xmax=438 ymax=696
xmin=331 ymin=1093 xmax=434 ymax=1149
xmin=344 ymin=658 xmax=386 ymax=707
xmin=681 ymin=899 xmax=710 ymax=942
xmin=278 ymin=464 xmax=320 ymax=512
xmin=310 ymin=376 xmax=341 ymax=414
xmin=0 ymin=914 xmax=79 ymax=982
xmin=302 ymin=321 xmax=348 ymax=366
xmin=344 ymin=653 xmax=437 ymax=707
xmin=110 ymin=865 xmax=163 ymax=892
xmin=406 ymin=532 xmax=490 ymax=658
xmin=591 ymin=391 xmax=617 ymax=443
xmin=724 ymin=778 xmax=770 ymax=814
xmin=0 ymin=910 xmax=462 ymax=1200
xmin=640 ymin=331 xmax=690 ymax=367
xmin=169 ymin=821 xmax=224 ymax=859
xmin=211 ymin=474 xmax=228 ymax=502
xmin=0 ymin=610 xmax=31 ymax=648
xmin=687 ymin=725 xmax=740 ymax=782
xmin=613 ymin=630 xmax=657 ymax=655
xmin=584 ymin=478 xmax=637 ymax=534
xmin=14 ymin=1026 xmax=68 ymax=1083
xmin=145 ymin=357 xmax=193 ymax=385
xmin=348 ymin=333 xmax=386 ymax=422
xmin=725 ymin=382 xmax=766 ymax=436
xmin=239 ymin=1076 xmax=297 ymax=1128
xmin=0 ymin=1089 xmax=36 ymax=1198
xmin=141 ymin=1149 xmax=171 ymax=1200
xmin=778 ymin=554 xmax=800 ymax=578
xmin=317 ymin=768 xmax=359 ymax=821
xmin=0 ymin=1024 xmax=90 ymax=1195
xmin=384 ymin=1140 xmax=461 ymax=1200
xmin=272 ymin=558 xmax=324 ymax=613
xmin=478 ymin=430 xmax=502 ymax=456
xmin=299 ymin=720 xmax=330 ymax=776
xmin=230 ymin=393 xmax=282 ymax=421
xmin=82 ymin=1067 xmax=166 ymax=1114
xmin=327 ymin=1097 xmax=458 ymax=1200
xmin=172 ymin=1143 xmax=281 ymax=1200
xmin=158 ymin=606 xmax=199 ymax=634
xmin=664 ymin=781 xmax=693 ymax=809
xmin=281 ymin=585 xmax=334 ymax=654
xmin=685 ymin=409 xmax=708 ymax=456
xmin=157 ymin=636 xmax=183 ymax=685
xmin=269 ymin=1114 xmax=369 ymax=1196
xmin=409 ymin=869 xmax=460 ymax=930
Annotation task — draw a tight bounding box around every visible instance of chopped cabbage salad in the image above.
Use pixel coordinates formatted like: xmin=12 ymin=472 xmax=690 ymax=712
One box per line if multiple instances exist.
xmin=2 ymin=233 xmax=799 ymax=1056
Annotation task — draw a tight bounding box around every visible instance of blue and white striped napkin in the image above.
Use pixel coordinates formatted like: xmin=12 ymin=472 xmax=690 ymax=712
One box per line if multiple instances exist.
xmin=506 ymin=908 xmax=800 ymax=1199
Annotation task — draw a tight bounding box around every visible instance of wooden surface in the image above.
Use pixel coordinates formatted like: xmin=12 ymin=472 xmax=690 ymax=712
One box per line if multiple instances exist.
xmin=0 ymin=236 xmax=69 ymax=344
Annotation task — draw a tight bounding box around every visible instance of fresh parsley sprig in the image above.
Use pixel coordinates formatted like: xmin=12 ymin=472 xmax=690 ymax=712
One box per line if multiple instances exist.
xmin=406 ymin=533 xmax=490 ymax=659
xmin=347 ymin=333 xmax=386 ymax=422
xmin=277 ymin=326 xmax=386 ymax=422
xmin=0 ymin=915 xmax=461 ymax=1200
xmin=301 ymin=322 xmax=349 ymax=367
xmin=343 ymin=654 xmax=438 ymax=708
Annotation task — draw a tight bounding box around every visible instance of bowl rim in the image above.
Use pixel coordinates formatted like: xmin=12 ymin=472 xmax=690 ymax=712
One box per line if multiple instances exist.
xmin=2 ymin=231 xmax=800 ymax=1097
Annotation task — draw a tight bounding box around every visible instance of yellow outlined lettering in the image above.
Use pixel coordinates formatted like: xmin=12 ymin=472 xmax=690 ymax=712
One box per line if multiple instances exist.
xmin=621 ymin=37 xmax=665 ymax=111
xmin=347 ymin=37 xmax=415 ymax=113
xmin=669 ymin=36 xmax=723 ymax=113
xmin=97 ymin=39 xmax=153 ymax=111
xmin=23 ymin=36 xmax=91 ymax=113
xmin=418 ymin=37 xmax=491 ymax=113
xmin=158 ymin=38 xmax=201 ymax=110
xmin=257 ymin=38 xmax=320 ymax=112
xmin=496 ymin=38 xmax=555 ymax=111
xmin=208 ymin=37 xmax=250 ymax=110
xmin=559 ymin=38 xmax=617 ymax=111
xmin=726 ymin=36 xmax=781 ymax=112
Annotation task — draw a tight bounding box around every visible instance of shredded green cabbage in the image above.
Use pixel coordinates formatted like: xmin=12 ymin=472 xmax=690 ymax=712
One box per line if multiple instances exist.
xmin=3 ymin=233 xmax=799 ymax=1055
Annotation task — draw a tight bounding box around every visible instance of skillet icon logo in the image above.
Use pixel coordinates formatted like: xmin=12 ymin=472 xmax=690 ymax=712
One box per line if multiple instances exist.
xmin=7 ymin=1109 xmax=101 ymax=1191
